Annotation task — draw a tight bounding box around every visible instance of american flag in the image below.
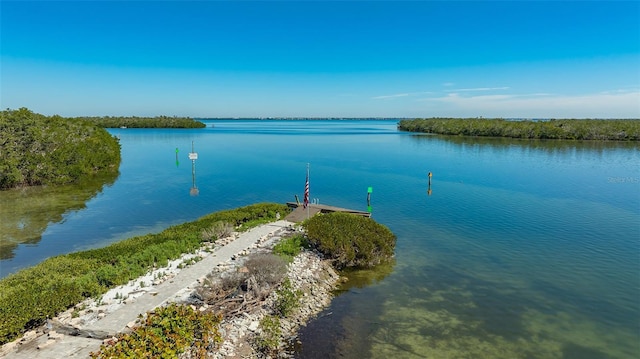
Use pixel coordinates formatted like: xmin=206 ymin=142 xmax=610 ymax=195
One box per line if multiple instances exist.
xmin=303 ymin=167 xmax=309 ymax=208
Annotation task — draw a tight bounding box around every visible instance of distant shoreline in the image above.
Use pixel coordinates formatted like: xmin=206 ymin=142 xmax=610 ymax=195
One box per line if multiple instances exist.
xmin=197 ymin=117 xmax=639 ymax=121
xmin=398 ymin=118 xmax=640 ymax=141
xmin=197 ymin=117 xmax=404 ymax=121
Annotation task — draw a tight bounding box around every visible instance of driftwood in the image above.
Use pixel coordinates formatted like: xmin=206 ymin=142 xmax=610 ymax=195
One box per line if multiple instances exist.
xmin=196 ymin=274 xmax=274 ymax=318
xmin=50 ymin=319 xmax=114 ymax=339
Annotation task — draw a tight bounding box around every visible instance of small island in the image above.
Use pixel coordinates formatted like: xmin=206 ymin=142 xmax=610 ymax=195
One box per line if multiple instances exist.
xmin=398 ymin=118 xmax=640 ymax=141
xmin=71 ymin=115 xmax=206 ymax=129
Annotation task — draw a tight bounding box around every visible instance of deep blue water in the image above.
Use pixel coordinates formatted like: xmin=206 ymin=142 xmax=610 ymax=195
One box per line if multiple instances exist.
xmin=1 ymin=120 xmax=638 ymax=358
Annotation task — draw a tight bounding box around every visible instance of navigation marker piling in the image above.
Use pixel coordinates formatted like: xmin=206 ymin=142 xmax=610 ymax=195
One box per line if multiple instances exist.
xmin=189 ymin=141 xmax=199 ymax=196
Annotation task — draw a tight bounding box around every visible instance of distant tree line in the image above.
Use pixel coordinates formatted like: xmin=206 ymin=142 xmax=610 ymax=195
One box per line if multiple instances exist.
xmin=398 ymin=118 xmax=640 ymax=141
xmin=71 ymin=115 xmax=206 ymax=128
xmin=0 ymin=108 xmax=121 ymax=189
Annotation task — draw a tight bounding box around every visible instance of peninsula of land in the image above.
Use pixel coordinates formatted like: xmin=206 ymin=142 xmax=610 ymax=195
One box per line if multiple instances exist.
xmin=0 ymin=219 xmax=331 ymax=358
xmin=0 ymin=203 xmax=396 ymax=358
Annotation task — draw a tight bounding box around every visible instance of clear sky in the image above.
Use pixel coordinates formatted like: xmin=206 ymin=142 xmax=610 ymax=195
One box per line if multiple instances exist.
xmin=1 ymin=0 xmax=639 ymax=118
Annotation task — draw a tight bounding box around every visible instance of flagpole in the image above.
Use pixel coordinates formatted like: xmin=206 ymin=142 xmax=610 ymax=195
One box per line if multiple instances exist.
xmin=306 ymin=163 xmax=310 ymax=220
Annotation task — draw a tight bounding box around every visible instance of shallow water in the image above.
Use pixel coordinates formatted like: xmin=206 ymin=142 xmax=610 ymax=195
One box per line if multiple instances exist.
xmin=1 ymin=120 xmax=638 ymax=358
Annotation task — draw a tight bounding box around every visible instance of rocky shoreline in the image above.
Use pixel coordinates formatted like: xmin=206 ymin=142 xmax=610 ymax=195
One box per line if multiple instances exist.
xmin=199 ymin=224 xmax=341 ymax=358
xmin=211 ymin=250 xmax=340 ymax=358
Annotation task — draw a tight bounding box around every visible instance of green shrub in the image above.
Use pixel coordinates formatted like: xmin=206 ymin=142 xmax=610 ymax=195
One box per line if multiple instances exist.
xmin=274 ymin=278 xmax=302 ymax=317
xmin=201 ymin=221 xmax=234 ymax=241
xmin=244 ymin=253 xmax=288 ymax=286
xmin=90 ymin=303 xmax=221 ymax=358
xmin=273 ymin=234 xmax=308 ymax=262
xmin=304 ymin=212 xmax=396 ymax=269
xmin=256 ymin=315 xmax=281 ymax=354
xmin=0 ymin=256 xmax=102 ymax=343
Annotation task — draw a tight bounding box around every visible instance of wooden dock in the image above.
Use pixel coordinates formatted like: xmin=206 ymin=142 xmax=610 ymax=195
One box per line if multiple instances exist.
xmin=284 ymin=202 xmax=371 ymax=222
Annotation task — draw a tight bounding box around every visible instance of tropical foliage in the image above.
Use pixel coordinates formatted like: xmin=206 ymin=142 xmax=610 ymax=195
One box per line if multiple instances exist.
xmin=304 ymin=212 xmax=396 ymax=269
xmin=272 ymin=234 xmax=308 ymax=262
xmin=273 ymin=278 xmax=302 ymax=317
xmin=90 ymin=303 xmax=222 ymax=358
xmin=71 ymin=115 xmax=206 ymax=128
xmin=256 ymin=315 xmax=281 ymax=354
xmin=0 ymin=108 xmax=121 ymax=189
xmin=398 ymin=118 xmax=640 ymax=141
xmin=0 ymin=203 xmax=289 ymax=345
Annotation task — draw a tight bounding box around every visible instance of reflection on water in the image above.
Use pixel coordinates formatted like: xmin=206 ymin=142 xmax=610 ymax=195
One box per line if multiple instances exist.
xmin=0 ymin=171 xmax=118 ymax=260
xmin=406 ymin=134 xmax=640 ymax=213
xmin=189 ymin=141 xmax=199 ymax=196
xmin=409 ymin=132 xmax=640 ymax=152
xmin=189 ymin=155 xmax=199 ymax=197
xmin=339 ymin=260 xmax=396 ymax=292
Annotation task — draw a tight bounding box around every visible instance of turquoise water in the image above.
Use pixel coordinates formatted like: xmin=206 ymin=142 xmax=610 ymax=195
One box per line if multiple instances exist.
xmin=1 ymin=120 xmax=638 ymax=358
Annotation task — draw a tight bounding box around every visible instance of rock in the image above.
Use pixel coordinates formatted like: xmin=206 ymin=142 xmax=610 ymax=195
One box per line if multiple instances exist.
xmin=48 ymin=331 xmax=64 ymax=340
xmin=70 ymin=318 xmax=83 ymax=327
xmin=21 ymin=330 xmax=37 ymax=342
xmin=37 ymin=339 xmax=56 ymax=349
xmin=1 ymin=341 xmax=17 ymax=354
xmin=248 ymin=321 xmax=259 ymax=332
xmin=102 ymin=337 xmax=117 ymax=346
xmin=57 ymin=312 xmax=72 ymax=322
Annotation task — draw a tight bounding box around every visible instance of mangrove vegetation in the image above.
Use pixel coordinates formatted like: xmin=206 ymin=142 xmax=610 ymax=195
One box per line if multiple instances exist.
xmin=70 ymin=115 xmax=206 ymax=128
xmin=0 ymin=171 xmax=119 ymax=259
xmin=304 ymin=212 xmax=397 ymax=269
xmin=0 ymin=108 xmax=121 ymax=190
xmin=398 ymin=118 xmax=640 ymax=141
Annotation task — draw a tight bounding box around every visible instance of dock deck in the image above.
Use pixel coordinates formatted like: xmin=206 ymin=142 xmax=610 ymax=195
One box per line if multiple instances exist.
xmin=284 ymin=202 xmax=371 ymax=222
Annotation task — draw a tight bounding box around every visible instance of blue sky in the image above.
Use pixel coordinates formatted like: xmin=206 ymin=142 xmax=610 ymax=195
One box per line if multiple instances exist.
xmin=1 ymin=1 xmax=639 ymax=118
